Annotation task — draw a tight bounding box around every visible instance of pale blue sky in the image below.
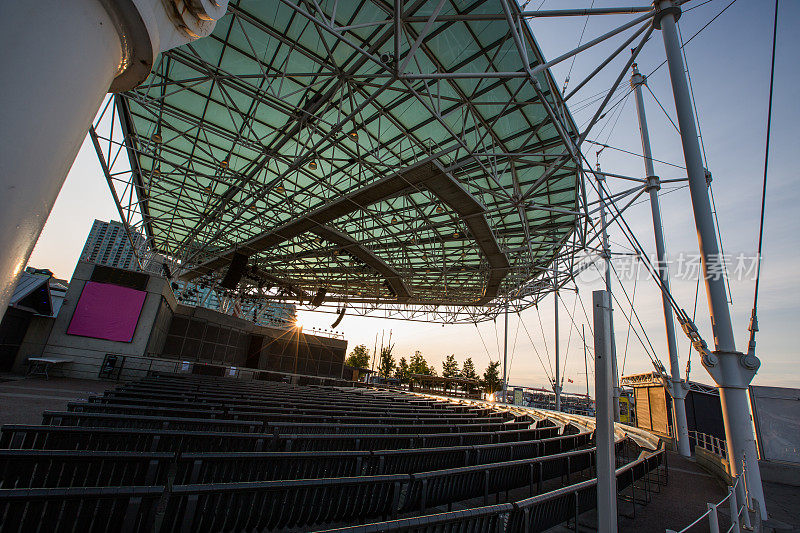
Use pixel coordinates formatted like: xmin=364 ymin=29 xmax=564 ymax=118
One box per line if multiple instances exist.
xmin=29 ymin=0 xmax=799 ymax=393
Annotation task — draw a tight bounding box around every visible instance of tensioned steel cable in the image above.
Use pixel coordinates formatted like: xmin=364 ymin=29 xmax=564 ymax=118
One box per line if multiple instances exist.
xmin=518 ymin=311 xmax=555 ymax=383
xmin=474 ymin=322 xmax=496 ymax=364
xmin=685 ymin=275 xmax=701 ymax=381
xmin=582 ymin=153 xmax=685 ymax=318
xmin=493 ymin=317 xmax=502 ymax=364
xmin=646 ymin=0 xmax=740 ymax=78
xmin=621 ymin=273 xmax=638 ymax=376
xmin=591 ymin=259 xmax=661 ymax=368
xmin=644 ymin=85 xmax=680 ymax=134
xmin=585 ymin=140 xmax=686 ymax=170
xmin=506 ymin=313 xmax=523 ymax=384
xmin=678 ymin=21 xmax=734 ymax=304
xmin=562 ymin=0 xmax=597 ymax=94
xmin=581 ymin=160 xmax=713 ymax=366
xmin=534 ymin=303 xmax=554 ymax=377
xmin=557 ymin=290 xmax=580 ymax=386
xmin=750 ymin=0 xmax=779 ymax=337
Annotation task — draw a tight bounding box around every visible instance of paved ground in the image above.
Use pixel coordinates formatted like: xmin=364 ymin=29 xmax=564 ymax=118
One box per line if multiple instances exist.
xmin=618 ymin=452 xmax=729 ymax=533
xmin=0 ymin=375 xmax=113 ymax=426
xmin=762 ymin=481 xmax=800 ymax=532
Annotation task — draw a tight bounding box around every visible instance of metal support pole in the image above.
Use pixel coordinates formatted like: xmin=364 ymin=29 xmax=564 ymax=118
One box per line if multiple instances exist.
xmin=596 ymin=169 xmax=621 ymax=421
xmin=707 ymin=503 xmax=720 ymax=533
xmin=656 ymin=0 xmax=766 ymax=517
xmin=0 ymin=1 xmax=122 ymax=314
xmin=503 ymin=301 xmax=509 ymax=401
xmin=554 ymin=290 xmax=562 ymax=411
xmin=593 ymin=290 xmax=617 ymax=533
xmin=583 ymin=324 xmax=590 ymax=402
xmin=728 ymin=485 xmax=741 ymax=533
xmin=0 ymin=0 xmax=228 ymax=316
xmin=630 ymin=62 xmax=691 ymax=457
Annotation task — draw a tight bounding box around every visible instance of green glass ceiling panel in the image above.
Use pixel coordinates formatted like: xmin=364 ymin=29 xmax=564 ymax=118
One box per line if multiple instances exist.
xmin=118 ymin=0 xmax=583 ymax=310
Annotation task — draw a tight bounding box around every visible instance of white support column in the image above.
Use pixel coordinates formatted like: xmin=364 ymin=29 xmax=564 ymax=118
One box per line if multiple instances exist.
xmin=503 ymin=301 xmax=509 ymax=400
xmin=594 ymin=290 xmax=618 ymax=533
xmin=596 ymin=169 xmax=621 ymax=422
xmin=554 ymin=290 xmax=562 ymax=411
xmin=630 ymin=63 xmax=691 ymax=457
xmin=655 ymin=0 xmax=766 ymax=517
xmin=0 ymin=0 xmax=228 ymax=315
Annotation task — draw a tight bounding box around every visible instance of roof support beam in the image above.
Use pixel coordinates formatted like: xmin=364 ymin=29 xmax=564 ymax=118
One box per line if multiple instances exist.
xmin=180 ymin=159 xmax=509 ymax=304
xmin=309 ymin=225 xmax=412 ymax=302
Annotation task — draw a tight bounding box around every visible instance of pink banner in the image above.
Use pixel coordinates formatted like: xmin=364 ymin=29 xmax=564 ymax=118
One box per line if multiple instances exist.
xmin=66 ymin=281 xmax=146 ymax=342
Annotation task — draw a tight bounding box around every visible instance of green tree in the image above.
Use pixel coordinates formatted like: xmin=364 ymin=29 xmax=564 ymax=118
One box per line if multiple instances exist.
xmin=378 ymin=344 xmax=396 ymax=377
xmin=344 ymin=344 xmax=370 ymax=368
xmin=461 ymin=358 xmax=478 ymax=381
xmin=442 ymin=354 xmax=460 ymax=378
xmin=395 ymin=357 xmax=410 ymax=384
xmin=481 ymin=361 xmax=501 ymax=393
xmin=409 ymin=350 xmax=435 ymax=376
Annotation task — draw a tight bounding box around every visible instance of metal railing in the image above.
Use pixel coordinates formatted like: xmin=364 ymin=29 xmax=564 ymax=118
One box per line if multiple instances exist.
xmin=688 ymin=430 xmax=727 ymax=459
xmin=666 ymin=466 xmax=752 ymax=533
xmin=306 ymin=327 xmax=346 ymax=340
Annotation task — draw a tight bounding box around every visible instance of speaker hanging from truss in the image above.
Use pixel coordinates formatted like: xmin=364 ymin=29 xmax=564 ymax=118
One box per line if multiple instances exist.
xmin=331 ymin=305 xmax=346 ymax=328
xmin=220 ymin=252 xmax=248 ymax=290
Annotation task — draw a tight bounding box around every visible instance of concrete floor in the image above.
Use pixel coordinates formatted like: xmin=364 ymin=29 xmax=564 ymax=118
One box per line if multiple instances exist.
xmin=618 ymin=452 xmax=729 ymax=533
xmin=0 ymin=375 xmax=113 ymax=426
xmin=762 ymin=481 xmax=800 ymax=532
xmin=0 ymin=376 xmax=797 ymax=531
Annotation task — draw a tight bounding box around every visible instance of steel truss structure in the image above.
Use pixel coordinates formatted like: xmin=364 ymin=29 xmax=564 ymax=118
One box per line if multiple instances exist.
xmin=90 ymin=0 xmax=665 ymax=324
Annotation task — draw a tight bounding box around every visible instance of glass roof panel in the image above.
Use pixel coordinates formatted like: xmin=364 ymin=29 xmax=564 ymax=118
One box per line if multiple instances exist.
xmin=118 ymin=0 xmax=583 ymax=315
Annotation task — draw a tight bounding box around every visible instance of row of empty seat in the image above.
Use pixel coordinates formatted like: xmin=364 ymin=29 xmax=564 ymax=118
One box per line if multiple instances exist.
xmin=0 ymin=372 xmax=665 ymax=532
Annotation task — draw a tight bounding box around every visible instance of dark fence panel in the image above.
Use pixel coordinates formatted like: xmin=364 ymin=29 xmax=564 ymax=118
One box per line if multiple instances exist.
xmin=0 ymin=486 xmax=163 ymax=533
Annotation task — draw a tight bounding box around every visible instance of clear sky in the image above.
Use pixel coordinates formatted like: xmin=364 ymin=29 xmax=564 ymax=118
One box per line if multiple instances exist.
xmin=29 ymin=0 xmax=799 ymax=393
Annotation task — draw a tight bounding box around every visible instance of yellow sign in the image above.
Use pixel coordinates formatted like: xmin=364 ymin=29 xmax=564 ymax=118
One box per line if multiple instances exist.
xmin=619 ymin=396 xmax=631 ymax=424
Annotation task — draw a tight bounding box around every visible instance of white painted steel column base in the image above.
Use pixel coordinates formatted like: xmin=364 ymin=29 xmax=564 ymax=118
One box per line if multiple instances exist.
xmin=669 ymin=380 xmax=691 ymax=457
xmin=0 ymin=0 xmax=123 ymax=312
xmin=553 ymin=384 xmax=563 ymax=412
xmin=0 ymin=0 xmax=228 ymax=315
xmin=717 ymin=380 xmax=765 ymax=517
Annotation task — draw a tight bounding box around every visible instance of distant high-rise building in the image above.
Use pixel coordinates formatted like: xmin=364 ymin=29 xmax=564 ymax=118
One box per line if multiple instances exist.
xmin=81 ymin=220 xmax=297 ymax=328
xmin=80 ymin=220 xmax=144 ymax=271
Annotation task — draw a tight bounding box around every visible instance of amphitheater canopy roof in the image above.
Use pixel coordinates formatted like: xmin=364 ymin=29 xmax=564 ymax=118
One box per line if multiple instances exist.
xmin=116 ymin=0 xmax=582 ymax=314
